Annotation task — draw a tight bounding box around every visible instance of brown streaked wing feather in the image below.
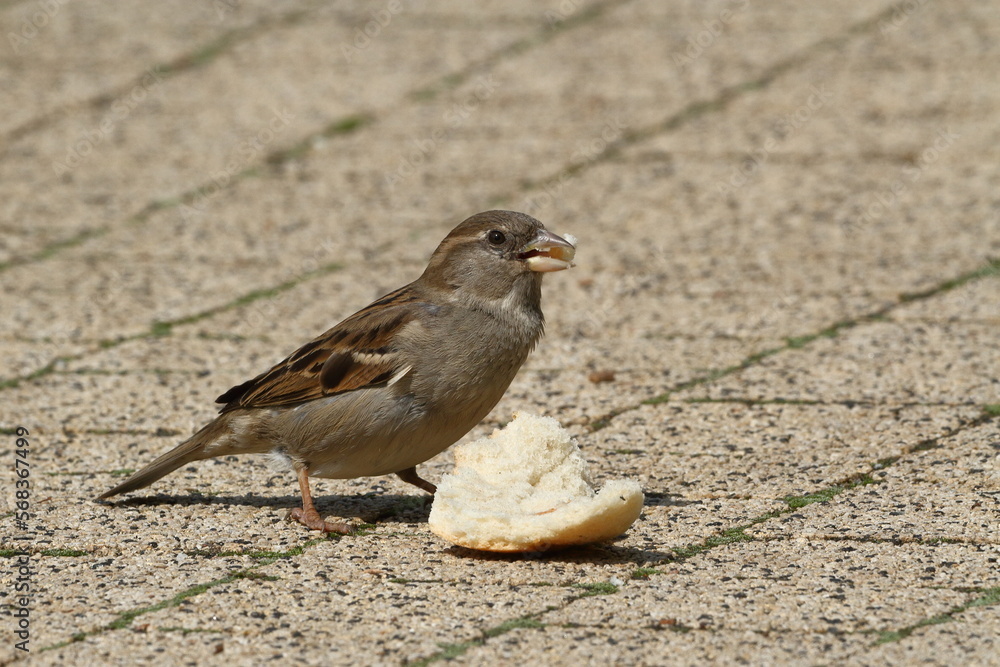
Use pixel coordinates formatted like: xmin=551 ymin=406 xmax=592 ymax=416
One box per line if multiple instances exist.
xmin=215 ymin=287 xmax=421 ymax=412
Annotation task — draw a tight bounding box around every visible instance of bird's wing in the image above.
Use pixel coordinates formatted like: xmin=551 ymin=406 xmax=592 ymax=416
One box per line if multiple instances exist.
xmin=215 ymin=287 xmax=423 ymax=412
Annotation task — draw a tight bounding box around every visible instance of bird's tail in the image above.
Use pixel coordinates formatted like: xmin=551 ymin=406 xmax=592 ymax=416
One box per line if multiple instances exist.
xmin=96 ymin=419 xmax=228 ymax=500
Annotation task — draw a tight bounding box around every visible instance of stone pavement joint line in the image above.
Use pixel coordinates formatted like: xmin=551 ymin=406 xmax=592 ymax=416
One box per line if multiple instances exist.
xmin=873 ymin=587 xmax=1000 ymax=646
xmin=1 ymin=4 xmax=320 ymax=147
xmin=0 ymin=0 xmax=629 ymax=277
xmin=407 ymin=0 xmax=630 ymax=104
xmin=0 ymin=261 xmax=344 ymax=390
xmin=586 ymin=257 xmax=1000 ymax=432
xmin=37 ymin=537 xmax=334 ymax=653
xmin=0 ymin=227 xmax=105 ymax=273
xmin=408 ymin=615 xmax=549 ymax=666
xmin=0 ymin=548 xmax=86 ymax=557
xmin=663 ymin=403 xmax=994 ymax=555
xmin=0 ymin=123 xmax=365 ymax=276
xmin=684 ymin=398 xmax=988 ymax=410
xmin=409 ymin=584 xmax=1000 ymax=662
xmin=509 ymin=2 xmax=903 ymax=204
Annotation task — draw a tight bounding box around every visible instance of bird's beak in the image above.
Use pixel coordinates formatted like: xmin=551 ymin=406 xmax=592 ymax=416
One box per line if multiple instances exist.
xmin=518 ymin=230 xmax=577 ymax=272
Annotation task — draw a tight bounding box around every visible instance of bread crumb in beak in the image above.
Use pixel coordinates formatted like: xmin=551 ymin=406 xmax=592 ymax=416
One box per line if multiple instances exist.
xmin=521 ymin=232 xmax=577 ymax=272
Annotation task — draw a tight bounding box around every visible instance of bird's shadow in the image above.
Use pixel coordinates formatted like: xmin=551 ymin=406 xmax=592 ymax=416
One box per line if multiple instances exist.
xmin=642 ymin=492 xmax=699 ymax=508
xmin=103 ymin=492 xmax=677 ymax=565
xmin=104 ymin=491 xmax=432 ymax=524
xmin=442 ymin=543 xmax=674 ymax=566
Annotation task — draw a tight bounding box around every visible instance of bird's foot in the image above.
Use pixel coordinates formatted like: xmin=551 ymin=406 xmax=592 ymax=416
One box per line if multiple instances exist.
xmin=288 ymin=507 xmax=353 ymax=534
xmin=396 ymin=466 xmax=437 ymax=496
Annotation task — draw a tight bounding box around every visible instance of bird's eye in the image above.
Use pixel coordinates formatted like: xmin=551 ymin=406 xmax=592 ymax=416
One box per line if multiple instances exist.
xmin=487 ymin=230 xmax=507 ymax=246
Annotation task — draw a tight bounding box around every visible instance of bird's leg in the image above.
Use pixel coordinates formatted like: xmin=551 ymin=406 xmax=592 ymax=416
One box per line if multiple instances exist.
xmin=396 ymin=466 xmax=437 ymax=495
xmin=288 ymin=465 xmax=353 ymax=534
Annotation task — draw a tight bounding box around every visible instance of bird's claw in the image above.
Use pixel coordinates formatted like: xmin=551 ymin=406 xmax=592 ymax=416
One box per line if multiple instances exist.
xmin=288 ymin=507 xmax=353 ymax=534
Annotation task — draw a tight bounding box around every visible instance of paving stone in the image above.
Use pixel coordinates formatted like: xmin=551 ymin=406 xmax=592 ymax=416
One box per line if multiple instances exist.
xmin=586 ymin=402 xmax=984 ymax=500
xmin=455 ymin=625 xmax=867 ymax=667
xmin=539 ymin=539 xmax=991 ymax=634
xmin=747 ymin=419 xmax=1000 ymax=545
xmin=690 ymin=320 xmax=1000 ymax=404
xmin=0 ymin=550 xmax=258 ymax=658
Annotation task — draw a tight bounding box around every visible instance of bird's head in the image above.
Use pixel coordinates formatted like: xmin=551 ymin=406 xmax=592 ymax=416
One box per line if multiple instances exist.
xmin=423 ymin=210 xmax=576 ymax=301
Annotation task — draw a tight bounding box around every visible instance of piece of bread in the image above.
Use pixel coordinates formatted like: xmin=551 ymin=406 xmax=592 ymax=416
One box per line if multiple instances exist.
xmin=428 ymin=412 xmax=644 ymax=552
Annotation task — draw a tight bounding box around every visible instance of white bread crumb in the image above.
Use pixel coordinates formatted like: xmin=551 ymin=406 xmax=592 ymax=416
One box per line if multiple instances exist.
xmin=428 ymin=412 xmax=643 ymax=552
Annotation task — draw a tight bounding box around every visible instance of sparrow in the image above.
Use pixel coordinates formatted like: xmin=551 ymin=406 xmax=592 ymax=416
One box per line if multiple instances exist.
xmin=97 ymin=210 xmax=576 ymax=533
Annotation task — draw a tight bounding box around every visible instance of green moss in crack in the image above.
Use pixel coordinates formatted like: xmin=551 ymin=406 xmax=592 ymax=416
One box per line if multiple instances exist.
xmin=411 ymin=614 xmax=544 ymax=666
xmin=421 ymin=639 xmax=479 ymax=665
xmin=785 ymin=334 xmax=816 ymax=349
xmin=706 ymin=526 xmax=754 ymax=549
xmin=785 ymin=487 xmax=843 ymax=509
xmin=484 ymin=617 xmax=544 ymax=637
xmin=873 ymin=587 xmax=1000 ymax=646
xmin=785 ymin=474 xmax=879 ymax=509
xmin=589 ymin=417 xmax=614 ymax=431
xmin=672 ymin=527 xmax=755 ymax=561
xmin=150 ymin=321 xmax=173 ymax=337
xmin=982 ymin=404 xmax=1000 ymax=418
xmin=40 ymin=549 xmax=88 ymax=557
xmin=899 ymin=258 xmax=1000 ymax=303
xmin=348 ymin=523 xmax=377 ymax=537
xmin=631 ymin=567 xmax=661 ymax=580
xmin=572 ymin=582 xmax=619 ymax=597
xmin=589 ymin=407 xmax=630 ymax=431
xmin=920 ymin=537 xmax=963 ymax=546
xmin=267 ymin=114 xmax=373 ymax=165
xmin=642 ymin=392 xmax=671 ymax=405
